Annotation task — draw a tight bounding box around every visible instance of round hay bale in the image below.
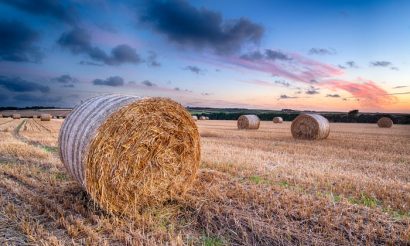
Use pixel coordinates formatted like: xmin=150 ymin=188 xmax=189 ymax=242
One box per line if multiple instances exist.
xmin=12 ymin=114 xmax=21 ymax=119
xmin=273 ymin=117 xmax=283 ymax=124
xmin=199 ymin=116 xmax=206 ymax=120
xmin=291 ymin=113 xmax=330 ymax=140
xmin=32 ymin=115 xmax=38 ymax=118
xmin=377 ymin=117 xmax=393 ymax=128
xmin=0 ymin=114 xmax=2 ymax=118
xmin=205 ymin=116 xmax=210 ymax=120
xmin=237 ymin=115 xmax=260 ymax=129
xmin=40 ymin=114 xmax=52 ymax=121
xmin=192 ymin=115 xmax=198 ymax=121
xmin=59 ymin=94 xmax=200 ymax=216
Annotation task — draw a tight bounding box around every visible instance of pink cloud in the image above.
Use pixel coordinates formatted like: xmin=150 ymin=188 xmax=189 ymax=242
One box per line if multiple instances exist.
xmin=321 ymin=78 xmax=395 ymax=106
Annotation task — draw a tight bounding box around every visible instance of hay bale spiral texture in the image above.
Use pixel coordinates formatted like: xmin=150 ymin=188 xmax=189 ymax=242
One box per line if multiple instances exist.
xmin=12 ymin=114 xmax=21 ymax=119
xmin=59 ymin=94 xmax=200 ymax=216
xmin=40 ymin=114 xmax=52 ymax=121
xmin=237 ymin=115 xmax=260 ymax=129
xmin=273 ymin=117 xmax=283 ymax=123
xmin=291 ymin=114 xmax=330 ymax=140
xmin=377 ymin=117 xmax=393 ymax=128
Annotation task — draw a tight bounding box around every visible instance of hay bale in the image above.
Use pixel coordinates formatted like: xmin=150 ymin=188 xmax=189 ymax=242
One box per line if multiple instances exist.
xmin=32 ymin=115 xmax=38 ymax=118
xmin=40 ymin=114 xmax=51 ymax=121
xmin=199 ymin=116 xmax=206 ymax=120
xmin=273 ymin=117 xmax=283 ymax=123
xmin=377 ymin=117 xmax=393 ymax=128
xmin=205 ymin=116 xmax=210 ymax=120
xmin=12 ymin=114 xmax=21 ymax=119
xmin=192 ymin=115 xmax=198 ymax=121
xmin=0 ymin=114 xmax=2 ymax=118
xmin=291 ymin=113 xmax=329 ymax=140
xmin=59 ymin=94 xmax=200 ymax=216
xmin=237 ymin=115 xmax=260 ymax=129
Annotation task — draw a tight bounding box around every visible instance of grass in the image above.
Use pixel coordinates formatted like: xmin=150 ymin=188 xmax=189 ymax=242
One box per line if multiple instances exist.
xmin=0 ymin=118 xmax=409 ymax=244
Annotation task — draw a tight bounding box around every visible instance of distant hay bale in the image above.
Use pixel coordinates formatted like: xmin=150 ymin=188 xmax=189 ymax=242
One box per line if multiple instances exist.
xmin=32 ymin=115 xmax=38 ymax=118
xmin=273 ymin=117 xmax=283 ymax=123
xmin=192 ymin=115 xmax=198 ymax=121
xmin=199 ymin=116 xmax=206 ymax=120
xmin=205 ymin=116 xmax=210 ymax=120
xmin=237 ymin=115 xmax=260 ymax=129
xmin=12 ymin=114 xmax=21 ymax=119
xmin=377 ymin=117 xmax=393 ymax=128
xmin=59 ymin=94 xmax=200 ymax=217
xmin=0 ymin=114 xmax=2 ymax=118
xmin=40 ymin=114 xmax=52 ymax=121
xmin=291 ymin=113 xmax=330 ymax=140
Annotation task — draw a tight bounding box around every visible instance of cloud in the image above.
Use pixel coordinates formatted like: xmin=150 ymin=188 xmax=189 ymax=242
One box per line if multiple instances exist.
xmin=174 ymin=87 xmax=180 ymax=91
xmin=141 ymin=80 xmax=156 ymax=87
xmin=274 ymin=80 xmax=290 ymax=87
xmin=326 ymin=94 xmax=340 ymax=98
xmin=240 ymin=49 xmax=290 ymax=61
xmin=146 ymin=51 xmax=161 ymax=67
xmin=0 ymin=19 xmax=42 ymax=62
xmin=93 ymin=76 xmax=124 ymax=87
xmin=139 ymin=0 xmax=264 ymax=54
xmin=1 ymin=0 xmax=76 ymax=24
xmin=279 ymin=94 xmax=298 ymax=100
xmin=201 ymin=92 xmax=212 ymax=96
xmin=184 ymin=65 xmax=202 ymax=74
xmin=0 ymin=76 xmax=49 ymax=93
xmin=224 ymin=51 xmax=343 ymax=83
xmin=57 ymin=27 xmax=142 ymax=65
xmin=79 ymin=61 xmax=103 ymax=66
xmin=370 ymin=61 xmax=392 ymax=67
xmin=305 ymin=86 xmax=320 ymax=95
xmin=52 ymin=74 xmax=77 ymax=83
xmin=346 ymin=61 xmax=358 ymax=68
xmin=391 ymin=66 xmax=399 ymax=71
xmin=321 ymin=78 xmax=394 ymax=106
xmin=393 ymin=85 xmax=407 ymax=89
xmin=63 ymin=84 xmax=74 ymax=88
xmin=308 ymin=48 xmax=336 ymax=55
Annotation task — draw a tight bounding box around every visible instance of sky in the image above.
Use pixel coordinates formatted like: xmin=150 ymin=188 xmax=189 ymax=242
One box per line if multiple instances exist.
xmin=0 ymin=0 xmax=409 ymax=112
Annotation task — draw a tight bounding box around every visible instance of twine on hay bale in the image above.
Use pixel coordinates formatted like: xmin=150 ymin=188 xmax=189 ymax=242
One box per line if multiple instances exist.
xmin=273 ymin=117 xmax=283 ymax=124
xmin=59 ymin=94 xmax=201 ymax=216
xmin=377 ymin=117 xmax=393 ymax=128
xmin=40 ymin=114 xmax=52 ymax=121
xmin=291 ymin=113 xmax=330 ymax=140
xmin=237 ymin=115 xmax=260 ymax=129
xmin=12 ymin=114 xmax=21 ymax=119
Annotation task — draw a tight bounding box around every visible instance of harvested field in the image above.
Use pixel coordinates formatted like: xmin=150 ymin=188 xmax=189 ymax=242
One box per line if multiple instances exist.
xmin=0 ymin=118 xmax=409 ymax=245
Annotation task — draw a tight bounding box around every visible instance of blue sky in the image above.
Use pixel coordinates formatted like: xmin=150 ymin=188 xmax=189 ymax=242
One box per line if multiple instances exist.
xmin=0 ymin=0 xmax=409 ymax=112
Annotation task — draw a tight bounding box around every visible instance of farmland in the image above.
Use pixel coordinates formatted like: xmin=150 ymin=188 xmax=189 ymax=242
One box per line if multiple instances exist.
xmin=0 ymin=118 xmax=409 ymax=245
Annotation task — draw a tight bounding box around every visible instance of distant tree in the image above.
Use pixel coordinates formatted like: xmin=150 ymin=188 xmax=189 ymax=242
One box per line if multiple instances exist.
xmin=348 ymin=109 xmax=359 ymax=117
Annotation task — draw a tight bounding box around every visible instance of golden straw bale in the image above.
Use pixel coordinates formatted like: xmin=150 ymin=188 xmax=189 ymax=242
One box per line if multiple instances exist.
xmin=192 ymin=115 xmax=198 ymax=121
xmin=377 ymin=117 xmax=393 ymax=128
xmin=291 ymin=113 xmax=330 ymax=140
xmin=199 ymin=116 xmax=206 ymax=120
xmin=12 ymin=114 xmax=21 ymax=119
xmin=237 ymin=115 xmax=260 ymax=129
xmin=40 ymin=114 xmax=52 ymax=121
xmin=273 ymin=117 xmax=283 ymax=123
xmin=59 ymin=95 xmax=200 ymax=217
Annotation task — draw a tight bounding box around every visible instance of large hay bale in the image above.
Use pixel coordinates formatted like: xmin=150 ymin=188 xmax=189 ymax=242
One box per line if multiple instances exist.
xmin=237 ymin=115 xmax=260 ymax=129
xmin=40 ymin=114 xmax=52 ymax=121
xmin=291 ymin=113 xmax=329 ymax=140
xmin=273 ymin=117 xmax=283 ymax=123
xmin=59 ymin=95 xmax=200 ymax=216
xmin=12 ymin=114 xmax=21 ymax=119
xmin=377 ymin=117 xmax=393 ymax=128
xmin=192 ymin=115 xmax=198 ymax=121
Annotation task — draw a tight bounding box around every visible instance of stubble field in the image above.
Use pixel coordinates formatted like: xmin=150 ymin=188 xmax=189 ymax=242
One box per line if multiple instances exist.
xmin=0 ymin=118 xmax=409 ymax=245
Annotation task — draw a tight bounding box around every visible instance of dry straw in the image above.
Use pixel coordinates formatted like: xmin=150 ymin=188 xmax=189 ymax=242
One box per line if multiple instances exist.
xmin=12 ymin=114 xmax=21 ymax=119
xmin=273 ymin=117 xmax=283 ymax=123
xmin=377 ymin=117 xmax=393 ymax=128
xmin=291 ymin=113 xmax=330 ymax=140
xmin=59 ymin=94 xmax=200 ymax=217
xmin=237 ymin=115 xmax=260 ymax=129
xmin=40 ymin=114 xmax=52 ymax=121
